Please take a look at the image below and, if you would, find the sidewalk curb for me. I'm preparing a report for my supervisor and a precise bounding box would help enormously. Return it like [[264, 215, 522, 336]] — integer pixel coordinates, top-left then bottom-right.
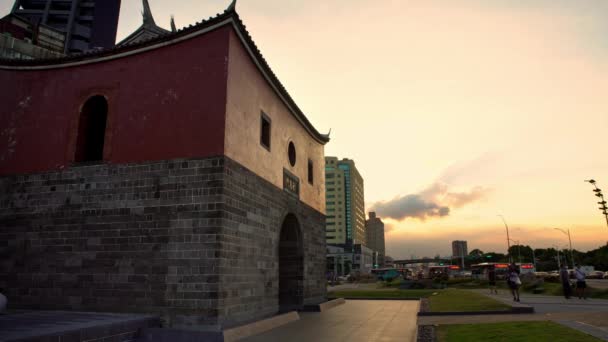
[[302, 298, 346, 312], [327, 297, 422, 301], [417, 306, 534, 316]]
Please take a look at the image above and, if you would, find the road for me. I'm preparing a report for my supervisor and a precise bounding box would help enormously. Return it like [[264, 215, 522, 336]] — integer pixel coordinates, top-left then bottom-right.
[[588, 279, 608, 289]]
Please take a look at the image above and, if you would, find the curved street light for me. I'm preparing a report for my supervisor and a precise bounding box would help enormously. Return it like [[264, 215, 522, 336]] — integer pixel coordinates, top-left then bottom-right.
[[498, 215, 512, 263], [584, 179, 608, 231]]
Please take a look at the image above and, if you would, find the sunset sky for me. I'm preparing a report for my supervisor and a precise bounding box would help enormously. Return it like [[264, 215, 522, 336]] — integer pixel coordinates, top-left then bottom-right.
[[2, 0, 607, 258]]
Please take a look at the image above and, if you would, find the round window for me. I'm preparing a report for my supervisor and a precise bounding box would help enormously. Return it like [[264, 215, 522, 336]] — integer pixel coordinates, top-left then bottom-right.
[[288, 142, 296, 166]]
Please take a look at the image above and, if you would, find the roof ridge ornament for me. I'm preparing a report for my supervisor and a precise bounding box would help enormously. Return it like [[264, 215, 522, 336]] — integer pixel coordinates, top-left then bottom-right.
[[170, 15, 177, 32], [226, 0, 237, 13], [142, 0, 157, 27]]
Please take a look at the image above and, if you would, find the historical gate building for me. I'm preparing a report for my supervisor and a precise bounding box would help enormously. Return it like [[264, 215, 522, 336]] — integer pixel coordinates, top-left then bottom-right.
[[0, 2, 328, 329]]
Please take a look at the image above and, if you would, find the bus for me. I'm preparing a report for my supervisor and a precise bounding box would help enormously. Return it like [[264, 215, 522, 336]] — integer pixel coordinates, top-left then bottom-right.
[[471, 263, 510, 280]]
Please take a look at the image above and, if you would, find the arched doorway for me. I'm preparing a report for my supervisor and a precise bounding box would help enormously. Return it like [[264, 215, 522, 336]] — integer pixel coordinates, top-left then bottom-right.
[[278, 213, 304, 312], [75, 95, 108, 162]]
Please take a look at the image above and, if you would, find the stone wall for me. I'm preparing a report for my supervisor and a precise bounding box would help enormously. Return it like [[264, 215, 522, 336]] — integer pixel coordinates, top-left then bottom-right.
[[0, 156, 326, 329], [218, 158, 326, 327]]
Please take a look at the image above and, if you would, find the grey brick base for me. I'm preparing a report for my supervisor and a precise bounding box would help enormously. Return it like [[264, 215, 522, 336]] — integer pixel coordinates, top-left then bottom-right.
[[0, 156, 326, 329]]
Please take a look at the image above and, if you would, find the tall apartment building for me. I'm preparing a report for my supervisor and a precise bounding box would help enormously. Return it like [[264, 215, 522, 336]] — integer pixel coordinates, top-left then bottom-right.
[[452, 240, 468, 258], [365, 212, 386, 266], [10, 0, 121, 53], [325, 157, 365, 248], [0, 13, 66, 59]]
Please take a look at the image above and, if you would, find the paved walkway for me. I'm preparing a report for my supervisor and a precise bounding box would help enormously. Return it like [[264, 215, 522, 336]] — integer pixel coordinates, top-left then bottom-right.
[[242, 300, 420, 342], [470, 289, 608, 314], [419, 289, 608, 341]]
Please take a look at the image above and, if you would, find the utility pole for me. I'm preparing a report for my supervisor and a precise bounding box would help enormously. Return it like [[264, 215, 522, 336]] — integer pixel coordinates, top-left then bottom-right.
[[461, 247, 465, 270], [555, 228, 574, 268]]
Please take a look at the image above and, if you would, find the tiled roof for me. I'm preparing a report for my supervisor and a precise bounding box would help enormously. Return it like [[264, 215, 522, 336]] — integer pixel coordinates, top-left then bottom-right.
[[0, 2, 330, 144]]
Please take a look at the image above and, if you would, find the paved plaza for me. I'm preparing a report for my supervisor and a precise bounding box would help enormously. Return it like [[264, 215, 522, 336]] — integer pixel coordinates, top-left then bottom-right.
[[242, 300, 420, 342]]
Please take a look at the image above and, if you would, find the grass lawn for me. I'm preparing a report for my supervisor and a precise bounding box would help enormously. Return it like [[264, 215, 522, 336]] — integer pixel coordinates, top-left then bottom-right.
[[521, 281, 608, 299], [327, 289, 437, 299], [429, 289, 510, 312], [437, 321, 601, 342]]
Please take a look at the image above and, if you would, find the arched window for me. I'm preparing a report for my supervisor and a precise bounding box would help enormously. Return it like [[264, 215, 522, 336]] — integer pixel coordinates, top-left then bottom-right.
[[75, 95, 108, 162]]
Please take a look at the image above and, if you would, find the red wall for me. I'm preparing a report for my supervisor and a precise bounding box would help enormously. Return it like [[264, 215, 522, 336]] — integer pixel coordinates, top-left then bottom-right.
[[0, 26, 231, 175]]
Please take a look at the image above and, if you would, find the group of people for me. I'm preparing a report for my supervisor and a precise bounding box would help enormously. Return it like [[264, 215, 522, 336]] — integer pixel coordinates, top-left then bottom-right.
[[487, 263, 588, 301], [560, 263, 588, 299], [487, 262, 522, 301]]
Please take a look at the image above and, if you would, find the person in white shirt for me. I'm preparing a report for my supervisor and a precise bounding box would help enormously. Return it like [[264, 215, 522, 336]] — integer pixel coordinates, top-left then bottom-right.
[[574, 264, 587, 300]]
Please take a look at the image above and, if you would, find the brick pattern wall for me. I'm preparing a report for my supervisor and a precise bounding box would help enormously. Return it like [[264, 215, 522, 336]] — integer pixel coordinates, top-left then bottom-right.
[[0, 156, 326, 329], [218, 158, 326, 327]]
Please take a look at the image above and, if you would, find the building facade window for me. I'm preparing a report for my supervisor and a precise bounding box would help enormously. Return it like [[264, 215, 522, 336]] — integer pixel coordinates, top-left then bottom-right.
[[308, 159, 314, 184], [288, 141, 296, 166], [260, 112, 271, 151]]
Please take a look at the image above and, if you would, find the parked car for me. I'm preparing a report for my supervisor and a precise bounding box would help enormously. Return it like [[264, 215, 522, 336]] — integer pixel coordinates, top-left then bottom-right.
[[604, 271, 608, 279], [588, 271, 605, 279]]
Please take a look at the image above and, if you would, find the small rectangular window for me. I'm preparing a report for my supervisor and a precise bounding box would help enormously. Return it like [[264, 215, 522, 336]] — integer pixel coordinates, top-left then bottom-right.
[[260, 112, 271, 151], [308, 159, 314, 184]]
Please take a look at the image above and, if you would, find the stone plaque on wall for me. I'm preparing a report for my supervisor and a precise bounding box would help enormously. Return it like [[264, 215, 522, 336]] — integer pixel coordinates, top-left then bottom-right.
[[283, 169, 299, 198]]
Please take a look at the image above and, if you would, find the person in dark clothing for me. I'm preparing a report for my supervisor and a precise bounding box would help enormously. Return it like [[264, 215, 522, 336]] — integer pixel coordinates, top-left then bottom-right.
[[559, 264, 572, 299], [488, 266, 498, 294], [507, 263, 521, 302]]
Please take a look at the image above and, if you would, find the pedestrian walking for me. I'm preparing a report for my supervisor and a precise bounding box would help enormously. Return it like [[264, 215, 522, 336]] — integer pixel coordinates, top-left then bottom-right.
[[488, 266, 498, 294], [507, 263, 521, 302], [0, 289, 6, 314], [574, 264, 587, 299], [559, 264, 571, 299]]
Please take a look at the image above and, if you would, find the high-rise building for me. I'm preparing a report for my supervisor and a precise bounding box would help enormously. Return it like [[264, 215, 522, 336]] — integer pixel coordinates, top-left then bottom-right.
[[10, 0, 121, 53], [365, 212, 385, 266], [452, 240, 468, 259], [0, 13, 66, 59], [325, 157, 365, 248]]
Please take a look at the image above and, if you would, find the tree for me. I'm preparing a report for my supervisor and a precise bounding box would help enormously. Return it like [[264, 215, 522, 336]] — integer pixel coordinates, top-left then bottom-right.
[[508, 245, 533, 263], [469, 249, 484, 257]]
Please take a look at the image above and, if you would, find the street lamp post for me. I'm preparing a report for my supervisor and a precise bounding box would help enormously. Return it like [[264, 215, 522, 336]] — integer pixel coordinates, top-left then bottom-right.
[[554, 228, 574, 269], [499, 215, 512, 263], [552, 245, 561, 270], [585, 180, 608, 231]]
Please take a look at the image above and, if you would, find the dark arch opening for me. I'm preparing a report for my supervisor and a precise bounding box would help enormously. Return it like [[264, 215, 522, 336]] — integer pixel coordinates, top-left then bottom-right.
[[75, 95, 108, 162], [278, 213, 304, 312]]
